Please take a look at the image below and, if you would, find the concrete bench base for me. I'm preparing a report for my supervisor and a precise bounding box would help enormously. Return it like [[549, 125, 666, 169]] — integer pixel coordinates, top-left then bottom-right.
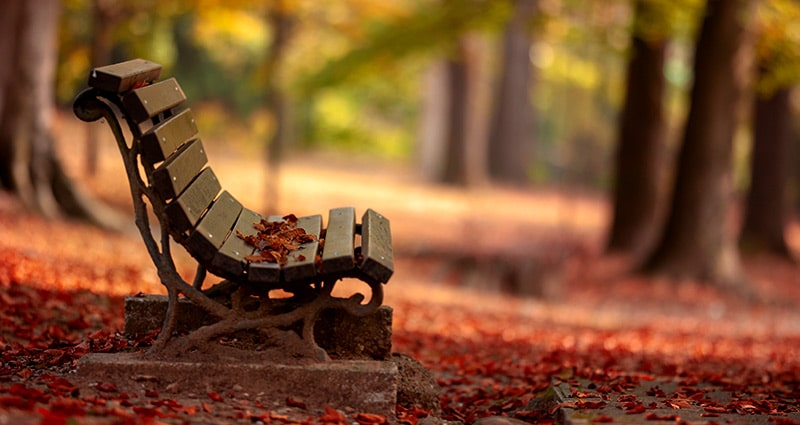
[[124, 294, 393, 360]]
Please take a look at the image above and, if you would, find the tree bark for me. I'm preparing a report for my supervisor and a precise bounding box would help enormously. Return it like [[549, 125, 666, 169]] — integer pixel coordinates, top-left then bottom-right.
[[85, 0, 119, 176], [417, 61, 450, 181], [263, 5, 294, 215], [606, 0, 668, 255], [441, 34, 490, 186], [643, 0, 756, 286], [739, 85, 793, 257], [0, 0, 112, 226], [488, 0, 536, 185]]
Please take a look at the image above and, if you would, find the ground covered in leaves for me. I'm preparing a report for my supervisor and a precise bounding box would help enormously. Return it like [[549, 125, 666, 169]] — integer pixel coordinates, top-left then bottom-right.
[[2, 117, 800, 424]]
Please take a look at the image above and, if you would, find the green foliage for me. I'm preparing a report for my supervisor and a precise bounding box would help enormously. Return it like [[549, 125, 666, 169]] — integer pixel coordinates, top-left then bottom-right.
[[297, 0, 513, 94], [632, 0, 703, 43], [755, 0, 800, 96]]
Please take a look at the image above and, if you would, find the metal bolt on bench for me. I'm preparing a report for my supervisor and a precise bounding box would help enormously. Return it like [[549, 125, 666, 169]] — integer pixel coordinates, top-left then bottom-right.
[[73, 59, 394, 358]]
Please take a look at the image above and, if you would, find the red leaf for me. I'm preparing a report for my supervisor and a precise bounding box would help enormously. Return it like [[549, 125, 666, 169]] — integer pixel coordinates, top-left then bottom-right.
[[0, 395, 35, 411], [49, 397, 86, 416], [95, 382, 117, 392], [625, 404, 647, 414], [593, 415, 615, 423], [355, 413, 387, 425], [207, 391, 223, 402], [287, 396, 307, 409], [645, 412, 681, 421], [36, 408, 68, 425], [319, 406, 346, 423], [46, 377, 77, 396]]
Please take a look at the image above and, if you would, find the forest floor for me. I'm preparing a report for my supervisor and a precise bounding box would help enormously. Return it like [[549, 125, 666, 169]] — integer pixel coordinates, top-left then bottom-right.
[[1, 113, 800, 423]]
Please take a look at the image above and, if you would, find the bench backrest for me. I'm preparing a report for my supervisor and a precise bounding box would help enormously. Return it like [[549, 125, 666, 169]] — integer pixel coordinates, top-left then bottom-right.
[[90, 60, 249, 270], [87, 59, 393, 288]]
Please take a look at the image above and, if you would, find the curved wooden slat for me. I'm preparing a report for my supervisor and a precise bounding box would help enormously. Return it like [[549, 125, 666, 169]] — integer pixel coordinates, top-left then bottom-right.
[[152, 138, 207, 201], [88, 59, 161, 93], [140, 109, 199, 165], [185, 191, 243, 263], [210, 208, 263, 279], [283, 215, 323, 283], [164, 167, 221, 238], [122, 78, 186, 123], [321, 207, 356, 274], [359, 209, 394, 284]]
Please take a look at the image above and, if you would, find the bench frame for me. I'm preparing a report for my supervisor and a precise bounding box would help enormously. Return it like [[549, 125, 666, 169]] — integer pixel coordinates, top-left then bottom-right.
[[73, 59, 392, 359]]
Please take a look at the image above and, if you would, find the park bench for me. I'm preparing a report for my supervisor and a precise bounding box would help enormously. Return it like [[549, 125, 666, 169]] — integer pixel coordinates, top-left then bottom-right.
[[73, 59, 393, 358]]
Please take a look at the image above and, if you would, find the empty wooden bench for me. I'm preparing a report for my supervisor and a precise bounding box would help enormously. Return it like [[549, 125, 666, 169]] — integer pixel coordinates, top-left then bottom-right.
[[73, 59, 393, 355]]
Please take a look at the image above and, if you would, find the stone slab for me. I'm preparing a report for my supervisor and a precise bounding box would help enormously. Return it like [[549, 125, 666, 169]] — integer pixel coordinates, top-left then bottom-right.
[[124, 295, 393, 360], [76, 352, 398, 416]]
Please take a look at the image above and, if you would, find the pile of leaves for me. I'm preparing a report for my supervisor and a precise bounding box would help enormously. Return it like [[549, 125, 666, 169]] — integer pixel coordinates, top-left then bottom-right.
[[237, 214, 318, 265]]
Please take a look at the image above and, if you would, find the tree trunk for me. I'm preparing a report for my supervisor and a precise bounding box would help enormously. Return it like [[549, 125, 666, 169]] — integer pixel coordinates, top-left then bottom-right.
[[440, 34, 490, 186], [488, 0, 535, 185], [85, 0, 118, 176], [643, 0, 756, 287], [0, 0, 111, 225], [263, 5, 294, 215], [739, 85, 793, 257], [417, 61, 450, 181], [606, 0, 668, 256]]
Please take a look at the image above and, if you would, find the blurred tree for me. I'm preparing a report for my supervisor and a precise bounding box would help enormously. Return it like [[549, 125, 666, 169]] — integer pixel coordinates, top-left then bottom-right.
[[606, 0, 668, 255], [84, 0, 123, 176], [740, 84, 793, 257], [440, 33, 491, 186], [643, 0, 757, 286], [0, 0, 106, 224], [263, 1, 295, 214], [739, 0, 800, 259], [418, 61, 449, 180], [488, 0, 536, 185]]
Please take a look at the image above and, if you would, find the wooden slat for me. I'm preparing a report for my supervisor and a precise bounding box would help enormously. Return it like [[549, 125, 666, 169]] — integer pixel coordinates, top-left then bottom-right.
[[321, 207, 356, 274], [358, 209, 394, 283], [140, 109, 199, 165], [122, 78, 186, 123], [152, 139, 207, 201], [88, 59, 162, 93], [247, 215, 282, 283], [210, 208, 263, 279], [248, 216, 289, 284], [283, 215, 323, 283], [248, 259, 281, 284], [184, 191, 243, 263], [164, 168, 221, 237]]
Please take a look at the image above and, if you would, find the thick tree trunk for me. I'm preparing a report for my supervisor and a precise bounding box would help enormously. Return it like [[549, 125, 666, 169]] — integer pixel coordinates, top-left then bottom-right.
[[263, 6, 294, 215], [0, 2, 21, 131], [488, 0, 535, 185], [0, 0, 113, 226], [740, 86, 793, 257], [606, 0, 668, 256], [441, 34, 490, 186], [643, 0, 756, 287], [85, 0, 118, 176], [417, 61, 450, 181]]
